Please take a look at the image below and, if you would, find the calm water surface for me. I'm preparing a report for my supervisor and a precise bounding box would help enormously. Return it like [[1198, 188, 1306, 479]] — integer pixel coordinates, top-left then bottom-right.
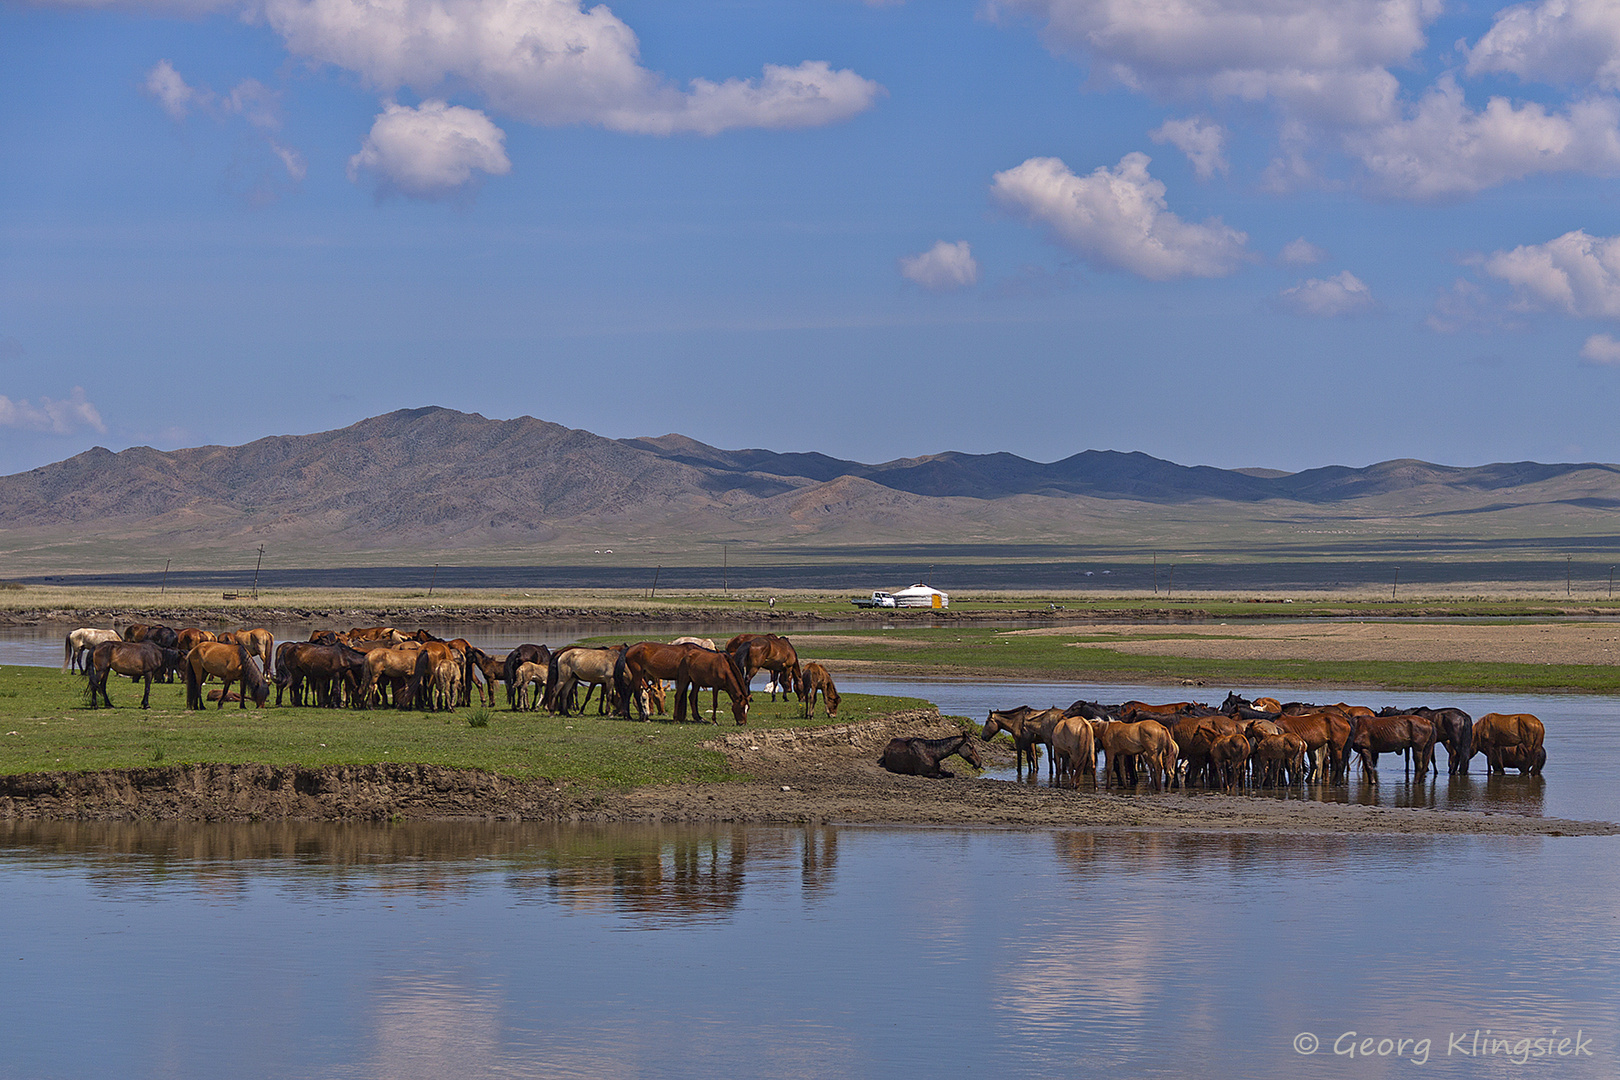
[[2, 821, 1617, 1080]]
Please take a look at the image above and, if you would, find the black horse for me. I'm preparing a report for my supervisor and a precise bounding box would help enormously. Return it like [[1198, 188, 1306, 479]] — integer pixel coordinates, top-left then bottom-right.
[[878, 733, 983, 778]]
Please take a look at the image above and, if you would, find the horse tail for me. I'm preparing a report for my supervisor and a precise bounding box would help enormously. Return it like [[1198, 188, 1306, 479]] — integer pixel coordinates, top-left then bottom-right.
[[503, 650, 520, 709], [183, 652, 200, 710], [546, 651, 565, 713], [612, 649, 634, 719]]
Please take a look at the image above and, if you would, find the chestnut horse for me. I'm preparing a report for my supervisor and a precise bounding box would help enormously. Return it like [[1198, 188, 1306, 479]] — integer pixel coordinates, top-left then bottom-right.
[[616, 642, 710, 720], [728, 634, 803, 701], [798, 661, 840, 718], [184, 640, 270, 710], [673, 648, 750, 725]]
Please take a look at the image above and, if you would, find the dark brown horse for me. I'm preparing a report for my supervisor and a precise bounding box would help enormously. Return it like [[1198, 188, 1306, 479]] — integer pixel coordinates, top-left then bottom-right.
[[87, 641, 182, 709], [1345, 714, 1436, 782], [728, 634, 803, 700], [878, 733, 983, 778], [672, 648, 750, 725], [184, 641, 270, 710]]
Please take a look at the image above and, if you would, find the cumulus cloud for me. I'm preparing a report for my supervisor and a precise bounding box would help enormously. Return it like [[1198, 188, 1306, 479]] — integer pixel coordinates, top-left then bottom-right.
[[1483, 229, 1620, 317], [1150, 116, 1228, 178], [1279, 237, 1326, 265], [1277, 270, 1375, 316], [262, 0, 882, 135], [348, 100, 511, 198], [0, 387, 107, 436], [1581, 332, 1620, 364], [899, 240, 979, 290], [990, 152, 1249, 280], [995, 0, 1435, 126], [1347, 77, 1620, 198], [1468, 0, 1620, 91]]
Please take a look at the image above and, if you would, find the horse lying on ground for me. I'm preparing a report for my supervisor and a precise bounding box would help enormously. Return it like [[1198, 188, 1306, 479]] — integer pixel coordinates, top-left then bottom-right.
[[878, 733, 983, 778]]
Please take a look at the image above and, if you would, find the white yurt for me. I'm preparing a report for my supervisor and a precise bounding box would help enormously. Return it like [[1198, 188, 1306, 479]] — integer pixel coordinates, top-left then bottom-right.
[[889, 583, 949, 609]]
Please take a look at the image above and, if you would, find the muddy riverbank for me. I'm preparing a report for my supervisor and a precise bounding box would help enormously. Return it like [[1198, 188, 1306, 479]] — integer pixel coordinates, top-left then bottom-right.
[[2, 711, 1609, 835]]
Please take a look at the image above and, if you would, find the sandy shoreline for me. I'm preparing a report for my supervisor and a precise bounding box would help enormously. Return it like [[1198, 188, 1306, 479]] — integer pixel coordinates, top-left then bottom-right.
[[1, 712, 1609, 836]]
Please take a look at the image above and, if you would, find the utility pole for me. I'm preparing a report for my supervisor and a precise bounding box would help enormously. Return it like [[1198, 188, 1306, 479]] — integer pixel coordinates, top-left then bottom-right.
[[428, 563, 439, 597], [251, 545, 265, 600], [723, 544, 728, 596], [1609, 565, 1615, 599], [1167, 565, 1173, 599], [1567, 556, 1573, 597], [650, 564, 661, 600], [1153, 552, 1158, 594], [1392, 566, 1399, 601], [160, 559, 170, 595]]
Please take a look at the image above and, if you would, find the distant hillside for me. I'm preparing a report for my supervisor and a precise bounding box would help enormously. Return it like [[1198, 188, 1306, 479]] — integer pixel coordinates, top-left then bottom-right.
[[4, 406, 1620, 572]]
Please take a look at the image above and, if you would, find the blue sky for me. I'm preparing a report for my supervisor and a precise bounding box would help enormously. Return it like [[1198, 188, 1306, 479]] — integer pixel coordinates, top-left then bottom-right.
[[5, 0, 1620, 476]]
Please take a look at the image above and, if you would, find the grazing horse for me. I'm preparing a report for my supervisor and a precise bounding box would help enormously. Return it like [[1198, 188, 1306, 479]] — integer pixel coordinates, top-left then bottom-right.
[[184, 641, 270, 710], [672, 648, 750, 725], [87, 641, 182, 709], [64, 627, 120, 674], [503, 645, 551, 709], [729, 634, 803, 701], [1472, 713, 1546, 775], [878, 733, 983, 778], [798, 661, 840, 718]]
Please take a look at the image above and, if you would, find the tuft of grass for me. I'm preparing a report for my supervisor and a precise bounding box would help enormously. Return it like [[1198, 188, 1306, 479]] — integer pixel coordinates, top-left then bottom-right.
[[466, 706, 491, 728]]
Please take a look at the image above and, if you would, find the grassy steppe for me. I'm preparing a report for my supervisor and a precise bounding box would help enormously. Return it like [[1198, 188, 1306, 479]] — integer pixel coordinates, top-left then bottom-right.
[[780, 627, 1620, 695], [0, 665, 930, 785]]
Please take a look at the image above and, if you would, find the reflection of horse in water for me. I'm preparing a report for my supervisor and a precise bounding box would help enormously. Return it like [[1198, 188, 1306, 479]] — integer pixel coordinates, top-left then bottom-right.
[[878, 733, 982, 778]]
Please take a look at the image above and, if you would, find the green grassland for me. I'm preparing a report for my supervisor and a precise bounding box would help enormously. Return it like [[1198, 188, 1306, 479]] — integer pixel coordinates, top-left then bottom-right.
[[778, 626, 1620, 696], [0, 665, 932, 785]]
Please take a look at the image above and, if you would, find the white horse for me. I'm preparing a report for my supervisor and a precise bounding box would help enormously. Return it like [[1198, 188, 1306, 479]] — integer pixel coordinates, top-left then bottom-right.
[[64, 627, 121, 674]]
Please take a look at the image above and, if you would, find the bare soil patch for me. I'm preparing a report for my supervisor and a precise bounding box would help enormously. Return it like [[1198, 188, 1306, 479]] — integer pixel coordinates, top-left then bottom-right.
[[2, 711, 1608, 836], [1008, 621, 1620, 666]]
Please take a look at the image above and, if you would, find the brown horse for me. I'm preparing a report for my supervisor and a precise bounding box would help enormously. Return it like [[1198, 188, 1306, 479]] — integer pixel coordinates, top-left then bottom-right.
[[672, 648, 750, 725], [87, 640, 182, 708], [798, 661, 840, 718], [617, 642, 708, 720], [982, 707, 1048, 773], [1345, 714, 1436, 782], [1096, 720, 1177, 791], [728, 634, 803, 700], [184, 641, 270, 710], [1472, 713, 1546, 774], [360, 647, 430, 709], [1050, 716, 1096, 787], [878, 733, 983, 778]]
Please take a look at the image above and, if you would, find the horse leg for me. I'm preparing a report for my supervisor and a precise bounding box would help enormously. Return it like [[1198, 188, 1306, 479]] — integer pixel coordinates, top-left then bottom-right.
[[140, 673, 153, 709]]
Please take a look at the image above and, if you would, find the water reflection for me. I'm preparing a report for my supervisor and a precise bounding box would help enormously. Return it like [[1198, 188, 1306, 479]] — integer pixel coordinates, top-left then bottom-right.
[[2, 822, 1616, 1080]]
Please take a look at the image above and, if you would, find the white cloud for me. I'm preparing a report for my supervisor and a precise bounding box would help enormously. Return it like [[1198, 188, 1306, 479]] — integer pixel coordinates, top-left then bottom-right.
[[990, 152, 1249, 280], [1149, 116, 1228, 179], [1483, 230, 1620, 317], [899, 240, 979, 290], [145, 59, 195, 120], [1581, 332, 1620, 364], [348, 100, 511, 198], [1468, 0, 1620, 91], [1279, 237, 1326, 265], [1277, 270, 1375, 316], [0, 387, 107, 436], [1346, 77, 1620, 198], [262, 0, 882, 135], [995, 0, 1437, 126]]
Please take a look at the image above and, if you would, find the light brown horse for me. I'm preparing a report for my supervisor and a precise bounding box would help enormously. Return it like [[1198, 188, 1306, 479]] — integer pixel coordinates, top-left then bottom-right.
[[220, 628, 276, 676], [360, 647, 429, 709], [1050, 716, 1096, 787], [513, 661, 548, 710], [673, 649, 750, 725], [184, 641, 270, 710], [1096, 720, 1177, 791], [798, 661, 840, 718]]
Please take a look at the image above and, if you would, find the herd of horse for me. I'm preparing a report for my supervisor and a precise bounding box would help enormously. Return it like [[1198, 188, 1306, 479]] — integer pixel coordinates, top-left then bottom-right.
[[967, 691, 1546, 791], [66, 623, 841, 725], [64, 623, 1548, 794]]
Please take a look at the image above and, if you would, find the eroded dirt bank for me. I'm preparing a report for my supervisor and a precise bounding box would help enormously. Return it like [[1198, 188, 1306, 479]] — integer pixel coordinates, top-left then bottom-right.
[[0, 712, 1610, 836]]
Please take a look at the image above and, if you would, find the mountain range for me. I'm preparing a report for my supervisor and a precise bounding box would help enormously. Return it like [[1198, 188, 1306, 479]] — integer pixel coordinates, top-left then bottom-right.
[[3, 407, 1619, 571]]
